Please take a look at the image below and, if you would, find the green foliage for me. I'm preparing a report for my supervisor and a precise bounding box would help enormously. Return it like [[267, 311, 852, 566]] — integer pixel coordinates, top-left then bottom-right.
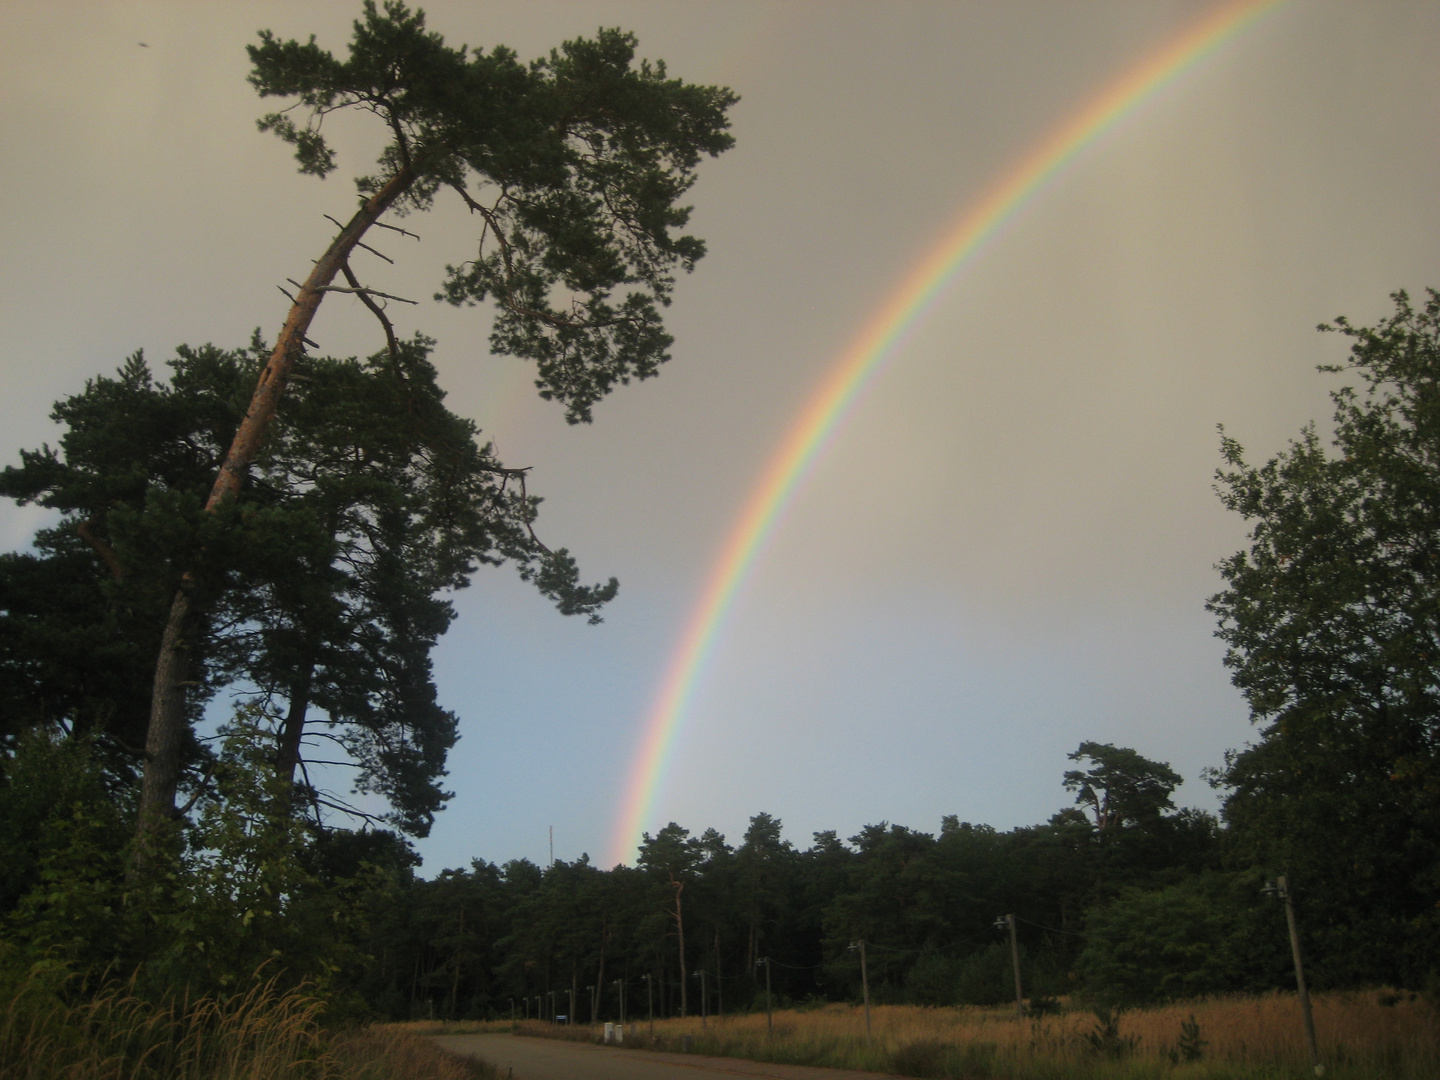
[[1, 338, 619, 835], [1082, 1005, 1138, 1059], [1064, 742, 1183, 833], [7, 800, 130, 970], [1166, 1014, 1206, 1063], [0, 346, 257, 765], [953, 943, 1025, 1007], [0, 730, 130, 917], [6, 0, 734, 853], [1077, 877, 1248, 1005], [1210, 288, 1440, 985], [248, 0, 736, 424], [1, 709, 413, 1005], [905, 951, 965, 1007], [147, 709, 357, 993], [824, 823, 947, 978]]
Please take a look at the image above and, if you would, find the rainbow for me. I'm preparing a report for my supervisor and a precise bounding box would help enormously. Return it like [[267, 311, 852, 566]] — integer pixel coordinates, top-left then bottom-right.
[[607, 0, 1287, 866]]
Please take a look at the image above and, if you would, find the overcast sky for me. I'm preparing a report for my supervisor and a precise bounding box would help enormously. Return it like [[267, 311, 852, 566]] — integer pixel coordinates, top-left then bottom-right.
[[3, 1, 1438, 872]]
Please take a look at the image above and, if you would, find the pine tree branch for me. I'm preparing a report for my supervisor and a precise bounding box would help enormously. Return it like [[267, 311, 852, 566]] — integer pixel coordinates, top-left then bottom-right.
[[76, 519, 125, 581]]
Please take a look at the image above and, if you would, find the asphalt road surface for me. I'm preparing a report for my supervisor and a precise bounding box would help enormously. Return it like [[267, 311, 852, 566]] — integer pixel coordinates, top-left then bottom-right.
[[433, 1034, 906, 1080]]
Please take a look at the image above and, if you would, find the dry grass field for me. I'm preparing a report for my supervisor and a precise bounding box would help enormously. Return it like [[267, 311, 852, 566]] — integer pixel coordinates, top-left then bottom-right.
[[0, 973, 497, 1080], [513, 991, 1438, 1079]]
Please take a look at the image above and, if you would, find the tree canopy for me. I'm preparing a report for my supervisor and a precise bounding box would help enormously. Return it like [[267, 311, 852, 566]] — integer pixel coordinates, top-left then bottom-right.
[[1, 337, 613, 835], [250, 0, 737, 423], [1063, 741, 1182, 833], [131, 0, 737, 838], [1210, 288, 1440, 984]]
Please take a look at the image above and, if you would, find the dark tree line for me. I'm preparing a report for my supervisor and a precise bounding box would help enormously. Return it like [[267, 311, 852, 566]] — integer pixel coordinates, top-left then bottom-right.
[[345, 745, 1279, 1020]]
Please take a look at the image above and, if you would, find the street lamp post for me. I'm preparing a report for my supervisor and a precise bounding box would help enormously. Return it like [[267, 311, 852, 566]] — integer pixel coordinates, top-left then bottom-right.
[[994, 914, 1024, 1018], [756, 958, 772, 1036], [847, 941, 871, 1043], [641, 973, 654, 1039], [1264, 877, 1322, 1076], [693, 969, 708, 1029]]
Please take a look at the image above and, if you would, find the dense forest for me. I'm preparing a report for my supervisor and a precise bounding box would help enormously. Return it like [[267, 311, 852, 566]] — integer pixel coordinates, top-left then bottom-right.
[[2, 5, 1439, 1065]]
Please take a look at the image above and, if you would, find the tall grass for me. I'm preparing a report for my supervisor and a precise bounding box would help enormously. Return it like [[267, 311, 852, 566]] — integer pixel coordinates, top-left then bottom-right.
[[530, 992, 1438, 1079], [0, 968, 493, 1080]]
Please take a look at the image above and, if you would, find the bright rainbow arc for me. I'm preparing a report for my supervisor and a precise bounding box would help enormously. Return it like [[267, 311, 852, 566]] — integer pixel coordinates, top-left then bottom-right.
[[607, 0, 1287, 867]]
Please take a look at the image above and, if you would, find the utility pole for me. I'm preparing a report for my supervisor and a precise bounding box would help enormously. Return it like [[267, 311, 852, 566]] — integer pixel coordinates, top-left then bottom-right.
[[848, 940, 871, 1044], [587, 985, 595, 1026], [642, 973, 654, 1039], [757, 958, 772, 1036], [613, 978, 626, 1026], [994, 914, 1024, 1018], [567, 987, 574, 1025], [1265, 877, 1322, 1076]]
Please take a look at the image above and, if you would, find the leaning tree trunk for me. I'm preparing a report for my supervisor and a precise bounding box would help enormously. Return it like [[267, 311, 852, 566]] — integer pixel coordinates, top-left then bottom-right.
[[135, 165, 417, 846]]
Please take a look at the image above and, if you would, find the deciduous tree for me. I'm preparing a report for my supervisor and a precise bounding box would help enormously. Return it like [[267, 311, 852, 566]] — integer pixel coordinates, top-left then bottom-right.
[[1209, 289, 1440, 984]]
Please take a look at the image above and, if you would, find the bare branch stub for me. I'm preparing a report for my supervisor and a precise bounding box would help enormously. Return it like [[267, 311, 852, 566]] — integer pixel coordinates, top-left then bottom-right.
[[326, 213, 395, 263], [314, 285, 418, 304], [354, 239, 395, 264], [289, 272, 416, 305], [372, 219, 420, 241], [341, 258, 401, 362]]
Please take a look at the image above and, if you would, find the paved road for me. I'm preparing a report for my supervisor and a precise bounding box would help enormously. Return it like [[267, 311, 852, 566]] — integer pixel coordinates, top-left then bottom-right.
[[433, 1034, 905, 1080]]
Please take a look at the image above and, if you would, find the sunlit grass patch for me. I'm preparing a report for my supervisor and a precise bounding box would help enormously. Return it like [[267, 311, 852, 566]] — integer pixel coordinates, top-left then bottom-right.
[[522, 991, 1438, 1079]]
